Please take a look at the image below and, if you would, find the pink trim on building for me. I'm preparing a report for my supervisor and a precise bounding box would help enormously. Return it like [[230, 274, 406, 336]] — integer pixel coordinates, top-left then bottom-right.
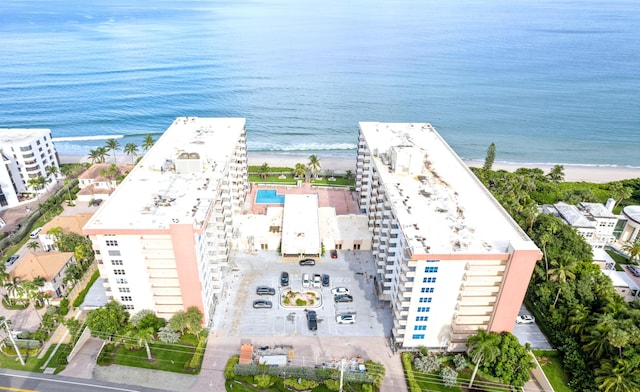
[[170, 223, 205, 318]]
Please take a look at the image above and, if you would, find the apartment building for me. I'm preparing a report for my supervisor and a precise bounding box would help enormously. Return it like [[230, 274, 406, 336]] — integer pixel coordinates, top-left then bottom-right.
[[83, 117, 248, 325], [541, 201, 618, 250], [355, 122, 541, 351], [0, 129, 60, 208]]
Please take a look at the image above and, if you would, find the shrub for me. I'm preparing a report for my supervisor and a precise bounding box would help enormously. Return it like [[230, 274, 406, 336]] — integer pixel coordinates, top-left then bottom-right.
[[361, 384, 373, 392], [225, 356, 239, 379], [414, 354, 440, 373], [453, 353, 467, 371], [73, 270, 100, 307], [401, 352, 420, 392], [59, 298, 69, 316], [325, 379, 340, 391], [441, 367, 458, 387], [296, 299, 306, 306], [97, 343, 117, 366], [284, 378, 318, 390], [187, 336, 206, 371], [254, 374, 273, 389]]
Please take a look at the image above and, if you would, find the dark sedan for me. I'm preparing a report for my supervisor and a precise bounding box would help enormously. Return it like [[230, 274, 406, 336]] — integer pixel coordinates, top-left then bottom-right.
[[299, 258, 316, 266], [306, 310, 318, 331], [334, 294, 354, 303], [253, 300, 273, 309]]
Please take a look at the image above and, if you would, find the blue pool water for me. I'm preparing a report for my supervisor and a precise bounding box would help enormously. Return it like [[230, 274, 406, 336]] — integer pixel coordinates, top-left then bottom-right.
[[256, 190, 285, 205]]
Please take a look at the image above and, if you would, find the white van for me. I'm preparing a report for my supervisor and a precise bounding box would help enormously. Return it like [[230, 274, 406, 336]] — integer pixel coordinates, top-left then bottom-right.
[[302, 273, 310, 288], [29, 227, 43, 239]]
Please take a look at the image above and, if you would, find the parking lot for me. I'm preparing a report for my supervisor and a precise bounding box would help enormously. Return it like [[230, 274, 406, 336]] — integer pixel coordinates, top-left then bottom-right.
[[212, 249, 393, 338]]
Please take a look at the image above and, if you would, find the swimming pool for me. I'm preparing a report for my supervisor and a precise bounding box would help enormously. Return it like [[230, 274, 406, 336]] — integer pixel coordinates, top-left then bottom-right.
[[255, 190, 285, 204]]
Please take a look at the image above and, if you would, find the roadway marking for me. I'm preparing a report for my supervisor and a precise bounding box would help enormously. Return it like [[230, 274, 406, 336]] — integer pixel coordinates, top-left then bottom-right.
[[0, 387, 37, 392], [1, 373, 142, 392]]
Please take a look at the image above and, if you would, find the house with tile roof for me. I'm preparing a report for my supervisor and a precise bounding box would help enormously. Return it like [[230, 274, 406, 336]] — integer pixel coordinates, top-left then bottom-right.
[[10, 252, 75, 298], [39, 213, 93, 251]]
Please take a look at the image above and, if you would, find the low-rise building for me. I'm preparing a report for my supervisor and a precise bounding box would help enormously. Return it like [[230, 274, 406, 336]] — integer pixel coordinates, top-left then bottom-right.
[[619, 205, 640, 244], [39, 213, 93, 251], [10, 252, 75, 298], [541, 201, 618, 250], [76, 163, 131, 203]]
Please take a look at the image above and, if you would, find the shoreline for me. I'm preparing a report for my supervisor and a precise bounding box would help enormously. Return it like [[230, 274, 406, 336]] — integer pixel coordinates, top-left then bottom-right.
[[59, 153, 640, 184]]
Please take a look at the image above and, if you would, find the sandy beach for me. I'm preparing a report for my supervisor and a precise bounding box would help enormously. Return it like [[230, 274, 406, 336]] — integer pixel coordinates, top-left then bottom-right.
[[60, 153, 640, 184]]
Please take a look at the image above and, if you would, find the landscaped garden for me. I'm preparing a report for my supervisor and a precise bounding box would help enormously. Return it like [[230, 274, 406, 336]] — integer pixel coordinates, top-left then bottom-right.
[[281, 290, 321, 307], [248, 155, 355, 188]]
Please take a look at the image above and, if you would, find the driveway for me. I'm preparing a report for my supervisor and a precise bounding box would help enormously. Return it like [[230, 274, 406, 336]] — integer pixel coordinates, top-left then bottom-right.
[[512, 305, 553, 350]]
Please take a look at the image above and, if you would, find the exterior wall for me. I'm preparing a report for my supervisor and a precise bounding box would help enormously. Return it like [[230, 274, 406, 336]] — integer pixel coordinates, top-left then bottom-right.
[[170, 223, 204, 319]]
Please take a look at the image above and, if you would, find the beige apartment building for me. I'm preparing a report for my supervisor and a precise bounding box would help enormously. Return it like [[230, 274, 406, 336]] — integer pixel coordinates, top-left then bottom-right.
[[355, 122, 542, 350], [83, 117, 248, 325]]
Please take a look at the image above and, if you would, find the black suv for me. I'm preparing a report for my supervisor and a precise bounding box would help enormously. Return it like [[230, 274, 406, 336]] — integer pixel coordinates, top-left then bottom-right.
[[306, 310, 318, 331], [280, 272, 289, 287], [256, 286, 276, 295], [322, 274, 330, 287]]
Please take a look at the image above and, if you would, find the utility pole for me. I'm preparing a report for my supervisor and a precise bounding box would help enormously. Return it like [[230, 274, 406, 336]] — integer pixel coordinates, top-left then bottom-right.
[[339, 358, 345, 392], [1, 318, 25, 366]]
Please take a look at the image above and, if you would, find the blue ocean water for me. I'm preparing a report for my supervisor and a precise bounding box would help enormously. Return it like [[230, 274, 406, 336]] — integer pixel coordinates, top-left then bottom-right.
[[0, 0, 638, 167]]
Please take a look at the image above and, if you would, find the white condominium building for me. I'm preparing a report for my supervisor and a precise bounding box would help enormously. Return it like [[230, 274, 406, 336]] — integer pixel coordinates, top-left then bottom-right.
[[83, 117, 248, 325], [356, 122, 542, 351], [0, 129, 60, 208]]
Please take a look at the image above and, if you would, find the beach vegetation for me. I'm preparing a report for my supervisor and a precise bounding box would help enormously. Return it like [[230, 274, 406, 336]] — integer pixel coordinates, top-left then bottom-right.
[[123, 142, 139, 164], [483, 142, 495, 171], [258, 162, 270, 179], [88, 146, 109, 164], [307, 154, 321, 179], [142, 134, 155, 151], [547, 164, 565, 182], [105, 139, 121, 164]]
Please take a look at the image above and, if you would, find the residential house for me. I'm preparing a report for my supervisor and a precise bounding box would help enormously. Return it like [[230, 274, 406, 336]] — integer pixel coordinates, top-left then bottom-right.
[[39, 213, 93, 251], [10, 252, 75, 298]]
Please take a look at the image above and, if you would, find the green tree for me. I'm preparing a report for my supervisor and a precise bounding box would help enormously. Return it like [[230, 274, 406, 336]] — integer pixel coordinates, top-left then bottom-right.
[[258, 162, 270, 180], [547, 164, 565, 182], [483, 143, 496, 171], [45, 165, 59, 184], [622, 241, 640, 264], [142, 134, 155, 152], [595, 358, 640, 392], [185, 306, 204, 336], [105, 139, 121, 164], [294, 163, 307, 180], [466, 329, 501, 388], [123, 142, 139, 164], [4, 276, 24, 305], [169, 311, 188, 334], [548, 259, 576, 307], [88, 147, 109, 164], [307, 155, 321, 179], [345, 169, 354, 181], [135, 327, 155, 360], [27, 241, 40, 251], [85, 301, 129, 340], [27, 175, 46, 192], [609, 182, 633, 210]]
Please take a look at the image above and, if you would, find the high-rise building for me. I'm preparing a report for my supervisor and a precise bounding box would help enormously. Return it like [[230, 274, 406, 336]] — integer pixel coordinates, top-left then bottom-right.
[[355, 122, 541, 350], [0, 129, 60, 208], [83, 117, 248, 325]]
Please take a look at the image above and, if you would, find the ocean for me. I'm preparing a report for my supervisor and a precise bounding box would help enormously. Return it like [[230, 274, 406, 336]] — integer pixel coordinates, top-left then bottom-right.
[[0, 0, 638, 167]]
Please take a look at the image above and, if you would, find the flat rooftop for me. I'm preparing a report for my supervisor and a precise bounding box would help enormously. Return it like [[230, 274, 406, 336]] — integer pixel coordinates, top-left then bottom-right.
[[359, 122, 531, 255], [84, 117, 245, 232], [0, 129, 52, 144]]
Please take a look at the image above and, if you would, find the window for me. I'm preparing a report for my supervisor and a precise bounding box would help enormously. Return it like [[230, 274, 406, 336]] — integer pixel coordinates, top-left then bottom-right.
[[419, 297, 432, 303], [116, 278, 128, 284], [94, 250, 101, 255], [121, 296, 132, 301], [123, 305, 134, 310], [108, 250, 121, 256], [106, 240, 118, 246], [414, 325, 427, 331], [424, 266, 438, 273], [118, 287, 130, 293], [114, 269, 126, 275], [421, 287, 434, 293], [426, 259, 439, 263], [336, 243, 342, 250], [111, 260, 123, 266], [423, 277, 437, 283], [416, 316, 429, 322], [412, 334, 425, 340], [260, 243, 268, 250], [353, 244, 361, 250], [417, 307, 431, 312]]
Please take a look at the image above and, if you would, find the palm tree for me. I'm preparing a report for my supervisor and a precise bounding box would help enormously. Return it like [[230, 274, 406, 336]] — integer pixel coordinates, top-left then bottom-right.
[[547, 164, 565, 182], [622, 240, 640, 264], [307, 155, 321, 179], [583, 320, 614, 360], [27, 175, 46, 192], [142, 134, 155, 152], [45, 165, 59, 185], [124, 143, 139, 164], [548, 259, 576, 307], [4, 276, 23, 305], [466, 329, 501, 388], [609, 182, 632, 210], [27, 241, 40, 252], [294, 163, 307, 179], [259, 162, 270, 180], [595, 358, 640, 392], [88, 147, 109, 164], [345, 170, 354, 181], [105, 139, 121, 164], [135, 327, 155, 360]]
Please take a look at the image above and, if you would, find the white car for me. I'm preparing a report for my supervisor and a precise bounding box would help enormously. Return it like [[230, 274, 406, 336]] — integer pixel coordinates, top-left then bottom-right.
[[312, 274, 322, 288], [516, 315, 535, 324], [336, 313, 356, 324], [331, 287, 350, 296]]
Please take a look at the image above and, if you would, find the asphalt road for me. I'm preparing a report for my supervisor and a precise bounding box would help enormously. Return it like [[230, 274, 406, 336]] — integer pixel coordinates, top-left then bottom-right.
[[0, 370, 170, 392]]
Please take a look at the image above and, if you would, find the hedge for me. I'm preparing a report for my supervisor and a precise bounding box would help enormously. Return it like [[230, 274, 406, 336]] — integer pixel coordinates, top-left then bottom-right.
[[73, 270, 100, 308], [402, 352, 421, 392], [186, 336, 206, 371]]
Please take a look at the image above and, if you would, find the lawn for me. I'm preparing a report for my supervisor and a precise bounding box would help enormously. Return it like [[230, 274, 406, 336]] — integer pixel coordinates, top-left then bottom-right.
[[534, 351, 572, 392], [0, 344, 53, 372], [606, 248, 630, 266], [114, 339, 201, 374]]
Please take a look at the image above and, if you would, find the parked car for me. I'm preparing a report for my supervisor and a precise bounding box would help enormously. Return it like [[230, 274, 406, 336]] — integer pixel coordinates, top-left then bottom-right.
[[336, 313, 356, 324], [29, 227, 42, 239], [322, 274, 330, 287], [253, 300, 273, 309], [330, 249, 338, 259], [299, 258, 316, 266], [306, 310, 318, 331], [5, 255, 19, 267], [280, 271, 289, 287], [302, 273, 310, 288], [331, 287, 350, 296], [627, 265, 640, 277], [312, 274, 322, 288], [256, 286, 276, 295], [516, 314, 535, 324], [334, 294, 354, 303]]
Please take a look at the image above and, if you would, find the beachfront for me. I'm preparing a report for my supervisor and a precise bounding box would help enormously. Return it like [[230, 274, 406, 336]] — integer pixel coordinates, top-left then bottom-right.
[[60, 153, 640, 184]]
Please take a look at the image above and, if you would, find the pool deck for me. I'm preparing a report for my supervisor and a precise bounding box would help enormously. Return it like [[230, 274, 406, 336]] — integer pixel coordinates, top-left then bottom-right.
[[247, 183, 360, 216]]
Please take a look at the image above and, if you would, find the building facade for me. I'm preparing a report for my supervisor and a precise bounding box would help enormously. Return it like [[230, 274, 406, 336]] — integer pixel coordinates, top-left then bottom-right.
[[0, 129, 60, 208], [355, 122, 541, 351], [541, 201, 618, 250], [83, 117, 248, 325]]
